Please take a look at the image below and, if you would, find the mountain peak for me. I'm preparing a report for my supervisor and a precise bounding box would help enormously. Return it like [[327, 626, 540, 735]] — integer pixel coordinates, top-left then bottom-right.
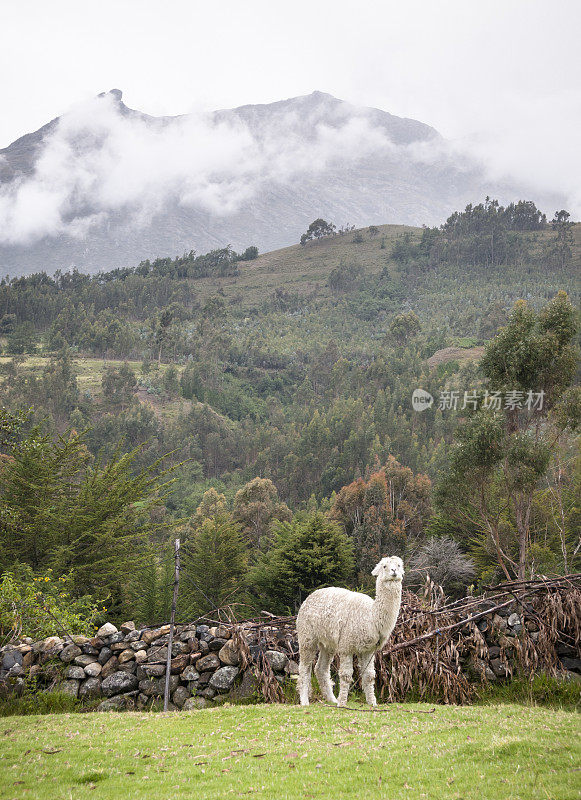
[[98, 89, 123, 102], [290, 90, 341, 106], [307, 90, 336, 99]]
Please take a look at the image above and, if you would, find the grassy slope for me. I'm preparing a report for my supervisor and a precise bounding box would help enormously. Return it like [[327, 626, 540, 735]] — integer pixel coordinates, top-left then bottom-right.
[[1, 703, 579, 800], [0, 357, 143, 397], [192, 221, 581, 308], [194, 224, 412, 309]]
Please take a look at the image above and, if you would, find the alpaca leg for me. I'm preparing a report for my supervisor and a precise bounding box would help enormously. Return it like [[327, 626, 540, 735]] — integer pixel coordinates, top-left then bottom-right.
[[337, 654, 353, 708], [314, 647, 337, 704], [361, 652, 377, 707], [298, 643, 317, 706]]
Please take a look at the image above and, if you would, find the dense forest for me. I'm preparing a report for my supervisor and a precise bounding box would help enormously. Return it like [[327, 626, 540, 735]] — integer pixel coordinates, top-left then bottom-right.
[[0, 199, 579, 634]]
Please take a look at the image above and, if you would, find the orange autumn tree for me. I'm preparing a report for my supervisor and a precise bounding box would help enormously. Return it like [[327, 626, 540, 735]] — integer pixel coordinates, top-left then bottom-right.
[[330, 456, 431, 583]]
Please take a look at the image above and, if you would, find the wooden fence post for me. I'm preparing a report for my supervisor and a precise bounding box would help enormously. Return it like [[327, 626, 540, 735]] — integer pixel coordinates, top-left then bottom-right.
[[163, 538, 180, 712]]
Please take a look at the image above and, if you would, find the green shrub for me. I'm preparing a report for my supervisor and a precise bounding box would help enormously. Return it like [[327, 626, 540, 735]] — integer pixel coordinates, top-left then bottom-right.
[[455, 336, 479, 348], [0, 564, 103, 641]]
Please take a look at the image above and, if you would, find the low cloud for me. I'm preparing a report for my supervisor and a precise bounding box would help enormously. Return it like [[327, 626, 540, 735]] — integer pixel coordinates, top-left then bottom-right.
[[0, 93, 403, 246], [1, 91, 573, 249]]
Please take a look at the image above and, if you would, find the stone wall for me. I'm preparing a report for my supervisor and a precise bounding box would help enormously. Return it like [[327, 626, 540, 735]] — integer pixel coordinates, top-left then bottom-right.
[[0, 621, 297, 711], [1, 598, 579, 710]]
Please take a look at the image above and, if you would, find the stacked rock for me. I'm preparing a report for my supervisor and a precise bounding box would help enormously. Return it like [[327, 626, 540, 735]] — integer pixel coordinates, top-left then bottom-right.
[[0, 621, 299, 711]]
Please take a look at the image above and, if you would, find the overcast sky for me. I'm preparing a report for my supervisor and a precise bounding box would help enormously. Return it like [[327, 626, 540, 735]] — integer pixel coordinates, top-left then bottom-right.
[[2, 0, 580, 210]]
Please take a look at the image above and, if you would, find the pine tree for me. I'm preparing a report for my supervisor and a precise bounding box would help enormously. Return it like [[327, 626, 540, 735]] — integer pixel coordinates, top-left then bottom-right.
[[0, 422, 172, 617], [180, 512, 248, 617], [250, 512, 354, 613]]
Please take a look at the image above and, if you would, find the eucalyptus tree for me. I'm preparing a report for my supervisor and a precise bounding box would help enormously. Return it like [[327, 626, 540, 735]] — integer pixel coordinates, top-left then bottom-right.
[[438, 292, 579, 580]]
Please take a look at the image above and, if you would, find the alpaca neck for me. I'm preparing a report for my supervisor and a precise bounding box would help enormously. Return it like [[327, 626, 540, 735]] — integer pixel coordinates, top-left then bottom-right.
[[372, 580, 402, 641]]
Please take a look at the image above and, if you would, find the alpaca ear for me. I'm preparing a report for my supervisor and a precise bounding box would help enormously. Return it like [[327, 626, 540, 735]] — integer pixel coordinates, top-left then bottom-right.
[[371, 561, 383, 577]]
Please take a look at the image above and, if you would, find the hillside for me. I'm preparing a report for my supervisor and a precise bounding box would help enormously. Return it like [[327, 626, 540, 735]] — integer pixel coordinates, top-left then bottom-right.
[[0, 198, 579, 616], [192, 223, 411, 308], [1, 205, 577, 444], [3, 215, 578, 355], [186, 219, 581, 305], [0, 90, 562, 277], [185, 218, 580, 358]]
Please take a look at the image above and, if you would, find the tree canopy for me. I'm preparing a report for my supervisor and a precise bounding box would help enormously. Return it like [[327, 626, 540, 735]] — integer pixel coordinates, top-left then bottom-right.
[[300, 218, 336, 245], [437, 292, 579, 580]]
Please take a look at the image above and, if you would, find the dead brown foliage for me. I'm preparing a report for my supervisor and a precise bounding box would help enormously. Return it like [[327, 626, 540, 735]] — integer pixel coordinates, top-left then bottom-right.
[[181, 576, 581, 705]]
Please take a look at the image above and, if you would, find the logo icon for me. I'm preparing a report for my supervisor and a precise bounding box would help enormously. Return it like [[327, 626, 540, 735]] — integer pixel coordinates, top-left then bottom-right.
[[412, 389, 434, 412]]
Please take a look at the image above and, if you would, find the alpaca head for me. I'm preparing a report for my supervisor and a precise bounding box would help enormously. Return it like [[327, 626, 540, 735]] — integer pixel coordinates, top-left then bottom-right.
[[371, 555, 404, 583]]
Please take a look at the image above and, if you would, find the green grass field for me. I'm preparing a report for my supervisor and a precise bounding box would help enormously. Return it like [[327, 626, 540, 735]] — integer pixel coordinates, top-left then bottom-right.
[[0, 356, 143, 397], [1, 703, 579, 800], [0, 356, 193, 422]]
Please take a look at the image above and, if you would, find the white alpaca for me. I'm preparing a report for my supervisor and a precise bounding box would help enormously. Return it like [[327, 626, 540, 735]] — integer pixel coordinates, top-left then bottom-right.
[[296, 556, 404, 707]]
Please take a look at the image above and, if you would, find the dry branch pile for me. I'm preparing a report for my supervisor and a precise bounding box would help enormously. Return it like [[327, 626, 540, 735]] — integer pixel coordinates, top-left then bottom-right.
[[374, 575, 581, 703], [230, 575, 581, 705]]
